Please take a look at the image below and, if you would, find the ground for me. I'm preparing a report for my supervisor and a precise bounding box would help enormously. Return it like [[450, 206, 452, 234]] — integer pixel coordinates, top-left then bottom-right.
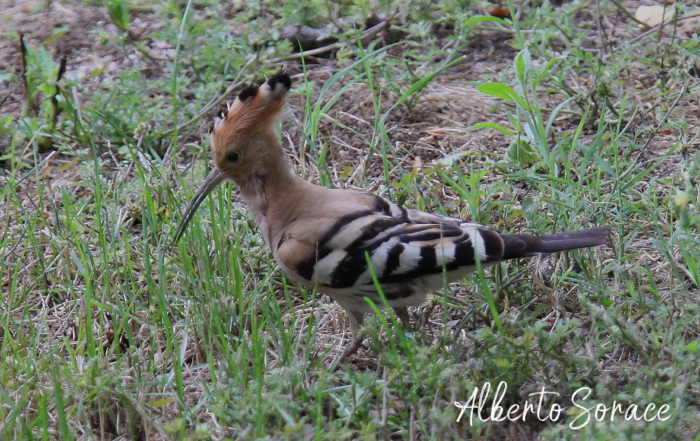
[[1, 0, 700, 440]]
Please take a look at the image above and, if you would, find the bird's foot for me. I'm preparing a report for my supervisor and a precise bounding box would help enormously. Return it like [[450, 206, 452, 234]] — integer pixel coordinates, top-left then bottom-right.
[[330, 338, 365, 371]]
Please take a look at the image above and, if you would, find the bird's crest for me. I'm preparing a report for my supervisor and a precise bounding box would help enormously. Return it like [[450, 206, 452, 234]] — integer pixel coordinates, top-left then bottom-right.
[[211, 72, 291, 148]]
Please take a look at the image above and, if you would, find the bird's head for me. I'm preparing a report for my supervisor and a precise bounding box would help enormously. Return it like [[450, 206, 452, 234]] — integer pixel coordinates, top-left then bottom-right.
[[210, 71, 291, 179], [172, 72, 292, 244]]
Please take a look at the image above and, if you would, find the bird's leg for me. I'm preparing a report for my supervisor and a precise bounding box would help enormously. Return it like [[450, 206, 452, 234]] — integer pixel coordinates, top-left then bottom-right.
[[419, 302, 438, 330], [393, 306, 412, 331], [331, 310, 365, 370]]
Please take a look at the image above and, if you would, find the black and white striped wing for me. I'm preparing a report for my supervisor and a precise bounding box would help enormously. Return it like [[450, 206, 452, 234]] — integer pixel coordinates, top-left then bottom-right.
[[294, 198, 505, 290]]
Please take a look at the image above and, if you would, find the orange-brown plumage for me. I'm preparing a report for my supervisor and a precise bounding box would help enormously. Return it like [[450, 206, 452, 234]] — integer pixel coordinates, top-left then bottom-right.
[[210, 73, 291, 178], [212, 86, 285, 152]]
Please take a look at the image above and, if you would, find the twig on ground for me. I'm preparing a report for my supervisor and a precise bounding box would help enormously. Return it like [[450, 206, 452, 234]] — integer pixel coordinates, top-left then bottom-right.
[[615, 13, 700, 52], [619, 105, 639, 137], [127, 32, 168, 61], [608, 0, 649, 28], [0, 83, 18, 109], [595, 0, 607, 60], [634, 84, 687, 161], [44, 53, 67, 149], [270, 13, 400, 63], [126, 3, 157, 13], [19, 34, 31, 117]]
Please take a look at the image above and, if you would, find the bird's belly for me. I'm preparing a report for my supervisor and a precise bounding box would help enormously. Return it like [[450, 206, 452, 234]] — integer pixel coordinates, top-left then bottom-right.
[[320, 267, 478, 312], [277, 257, 481, 312]]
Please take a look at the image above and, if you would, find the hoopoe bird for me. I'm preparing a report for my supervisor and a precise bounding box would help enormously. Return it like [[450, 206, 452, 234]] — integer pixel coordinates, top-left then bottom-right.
[[173, 72, 611, 363]]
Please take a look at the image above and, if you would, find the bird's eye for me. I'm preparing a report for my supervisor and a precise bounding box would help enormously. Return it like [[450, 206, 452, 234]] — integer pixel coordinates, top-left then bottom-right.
[[227, 151, 240, 163]]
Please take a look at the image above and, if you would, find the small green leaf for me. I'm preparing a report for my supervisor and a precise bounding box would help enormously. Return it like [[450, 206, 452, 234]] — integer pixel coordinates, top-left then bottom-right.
[[164, 417, 186, 433], [507, 209, 525, 221], [514, 49, 530, 84], [107, 0, 130, 31], [477, 82, 529, 110], [0, 71, 13, 84], [148, 398, 173, 408], [338, 166, 353, 179], [468, 169, 489, 188], [89, 64, 108, 78], [521, 197, 536, 214], [470, 122, 514, 136], [44, 24, 69, 44], [507, 139, 539, 166], [477, 82, 517, 102], [601, 298, 614, 307], [685, 340, 699, 353], [463, 15, 511, 27], [494, 358, 514, 368]]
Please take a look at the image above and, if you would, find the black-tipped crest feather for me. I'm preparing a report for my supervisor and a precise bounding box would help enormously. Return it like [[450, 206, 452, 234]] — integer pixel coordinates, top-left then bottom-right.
[[267, 71, 291, 91], [238, 84, 259, 101]]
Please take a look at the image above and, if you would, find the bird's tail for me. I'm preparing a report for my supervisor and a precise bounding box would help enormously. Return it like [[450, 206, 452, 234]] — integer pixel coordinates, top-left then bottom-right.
[[499, 226, 611, 260]]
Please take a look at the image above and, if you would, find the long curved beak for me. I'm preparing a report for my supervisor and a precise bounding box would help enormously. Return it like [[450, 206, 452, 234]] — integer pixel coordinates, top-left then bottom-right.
[[171, 168, 226, 245]]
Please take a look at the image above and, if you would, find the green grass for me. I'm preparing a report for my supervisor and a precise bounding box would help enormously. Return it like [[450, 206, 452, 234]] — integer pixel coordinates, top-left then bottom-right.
[[1, 0, 700, 439]]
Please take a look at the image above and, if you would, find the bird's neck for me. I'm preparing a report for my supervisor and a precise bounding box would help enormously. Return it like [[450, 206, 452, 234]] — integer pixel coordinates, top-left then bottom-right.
[[235, 144, 310, 247]]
